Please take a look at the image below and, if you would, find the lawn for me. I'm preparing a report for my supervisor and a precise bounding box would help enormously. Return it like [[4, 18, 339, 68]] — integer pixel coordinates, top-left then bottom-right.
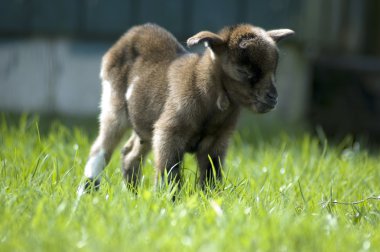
[[1, 114, 379, 251]]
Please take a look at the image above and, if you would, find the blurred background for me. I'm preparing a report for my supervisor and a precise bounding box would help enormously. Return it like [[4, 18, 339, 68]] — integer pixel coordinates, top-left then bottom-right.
[[0, 0, 380, 141]]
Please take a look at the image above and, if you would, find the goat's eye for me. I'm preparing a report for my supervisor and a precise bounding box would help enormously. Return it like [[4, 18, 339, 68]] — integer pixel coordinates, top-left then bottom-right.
[[237, 68, 249, 76], [237, 66, 262, 84], [248, 66, 262, 84], [248, 74, 258, 84]]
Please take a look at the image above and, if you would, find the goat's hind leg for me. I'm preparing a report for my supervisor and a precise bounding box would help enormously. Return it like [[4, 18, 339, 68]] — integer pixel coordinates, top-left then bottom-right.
[[78, 79, 128, 195], [121, 131, 150, 190]]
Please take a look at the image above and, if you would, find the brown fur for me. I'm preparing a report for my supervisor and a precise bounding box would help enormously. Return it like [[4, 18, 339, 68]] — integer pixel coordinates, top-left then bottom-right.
[[79, 23, 294, 192]]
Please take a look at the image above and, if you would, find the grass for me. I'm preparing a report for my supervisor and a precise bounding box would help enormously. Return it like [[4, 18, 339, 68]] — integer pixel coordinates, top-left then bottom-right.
[[1, 114, 380, 251]]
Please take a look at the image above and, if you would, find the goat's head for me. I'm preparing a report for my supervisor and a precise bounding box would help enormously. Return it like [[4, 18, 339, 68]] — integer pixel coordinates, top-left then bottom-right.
[[187, 24, 294, 113]]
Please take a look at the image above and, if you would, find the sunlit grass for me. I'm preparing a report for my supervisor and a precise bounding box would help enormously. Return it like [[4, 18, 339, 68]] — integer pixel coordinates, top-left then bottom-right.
[[1, 114, 379, 251]]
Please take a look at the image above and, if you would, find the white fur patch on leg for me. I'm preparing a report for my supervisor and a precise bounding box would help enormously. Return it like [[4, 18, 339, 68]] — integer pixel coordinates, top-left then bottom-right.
[[84, 149, 106, 179], [126, 83, 134, 101], [100, 80, 112, 113], [125, 76, 139, 101]]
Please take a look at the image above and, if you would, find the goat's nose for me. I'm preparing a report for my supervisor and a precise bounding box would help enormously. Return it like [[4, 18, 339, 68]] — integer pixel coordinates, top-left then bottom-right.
[[266, 92, 277, 99], [265, 92, 278, 108], [266, 92, 278, 102]]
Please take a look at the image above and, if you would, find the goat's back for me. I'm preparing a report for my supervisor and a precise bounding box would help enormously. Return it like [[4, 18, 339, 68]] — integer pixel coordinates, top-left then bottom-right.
[[102, 23, 186, 80], [128, 23, 187, 61]]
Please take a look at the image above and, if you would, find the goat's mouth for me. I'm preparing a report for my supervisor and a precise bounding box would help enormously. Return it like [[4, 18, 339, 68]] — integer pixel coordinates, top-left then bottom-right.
[[250, 98, 277, 113]]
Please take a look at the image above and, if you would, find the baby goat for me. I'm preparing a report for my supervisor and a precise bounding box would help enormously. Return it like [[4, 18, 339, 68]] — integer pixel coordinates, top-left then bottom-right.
[[78, 23, 294, 193]]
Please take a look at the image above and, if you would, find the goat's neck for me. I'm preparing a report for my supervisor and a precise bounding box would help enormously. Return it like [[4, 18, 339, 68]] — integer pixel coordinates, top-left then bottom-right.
[[195, 48, 223, 96], [195, 49, 237, 113]]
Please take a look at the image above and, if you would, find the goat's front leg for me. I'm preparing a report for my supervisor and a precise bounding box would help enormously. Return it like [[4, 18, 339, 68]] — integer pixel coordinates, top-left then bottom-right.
[[196, 152, 225, 190], [196, 136, 229, 190], [152, 128, 185, 191]]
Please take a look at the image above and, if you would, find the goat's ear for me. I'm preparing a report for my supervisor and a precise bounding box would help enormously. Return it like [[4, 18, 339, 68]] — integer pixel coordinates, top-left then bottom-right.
[[267, 29, 295, 43], [187, 31, 224, 49]]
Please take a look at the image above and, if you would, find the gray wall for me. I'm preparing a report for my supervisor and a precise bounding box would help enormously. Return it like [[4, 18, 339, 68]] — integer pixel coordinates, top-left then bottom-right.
[[0, 38, 108, 115], [0, 38, 309, 121]]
